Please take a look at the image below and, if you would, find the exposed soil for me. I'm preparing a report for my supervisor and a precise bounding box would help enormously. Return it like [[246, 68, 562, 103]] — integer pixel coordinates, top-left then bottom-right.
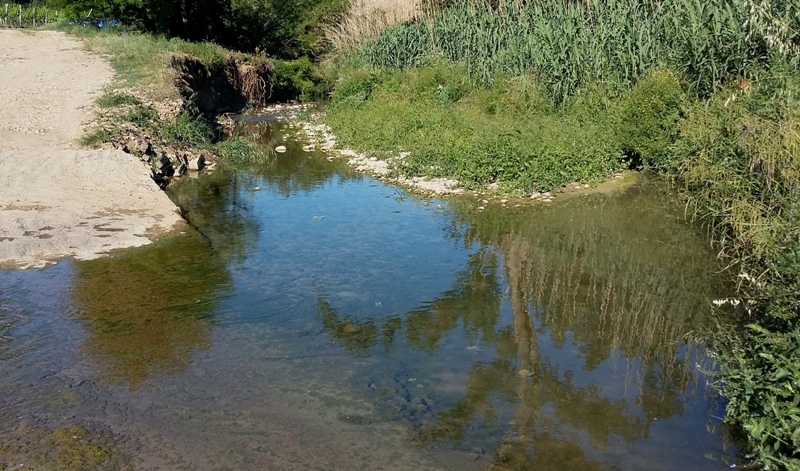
[[0, 30, 184, 269]]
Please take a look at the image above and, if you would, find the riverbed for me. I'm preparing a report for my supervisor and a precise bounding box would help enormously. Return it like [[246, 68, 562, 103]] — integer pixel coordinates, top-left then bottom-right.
[[0, 119, 738, 470]]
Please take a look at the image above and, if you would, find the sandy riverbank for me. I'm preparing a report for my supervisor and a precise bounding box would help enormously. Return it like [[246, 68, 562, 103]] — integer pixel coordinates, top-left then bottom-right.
[[0, 29, 183, 268]]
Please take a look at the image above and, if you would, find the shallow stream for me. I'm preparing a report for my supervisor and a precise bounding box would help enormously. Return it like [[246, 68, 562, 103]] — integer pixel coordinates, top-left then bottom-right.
[[0, 119, 739, 470]]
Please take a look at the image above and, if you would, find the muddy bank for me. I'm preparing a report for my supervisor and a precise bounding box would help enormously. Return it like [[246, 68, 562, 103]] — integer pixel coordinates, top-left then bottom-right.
[[172, 53, 273, 115], [82, 53, 274, 191]]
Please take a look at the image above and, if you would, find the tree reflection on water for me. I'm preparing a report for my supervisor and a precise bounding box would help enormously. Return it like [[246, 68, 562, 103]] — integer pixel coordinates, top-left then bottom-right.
[[318, 181, 729, 468], [72, 233, 231, 388]]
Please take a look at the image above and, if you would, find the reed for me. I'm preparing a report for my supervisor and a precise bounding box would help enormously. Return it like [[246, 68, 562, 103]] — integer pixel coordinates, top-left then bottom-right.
[[326, 0, 421, 55], [344, 0, 771, 100]]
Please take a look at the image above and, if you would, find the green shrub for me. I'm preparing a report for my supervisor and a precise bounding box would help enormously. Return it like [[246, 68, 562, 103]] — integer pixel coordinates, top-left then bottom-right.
[[326, 66, 624, 193], [330, 69, 384, 105], [616, 69, 687, 170], [270, 57, 330, 101], [161, 111, 215, 147]]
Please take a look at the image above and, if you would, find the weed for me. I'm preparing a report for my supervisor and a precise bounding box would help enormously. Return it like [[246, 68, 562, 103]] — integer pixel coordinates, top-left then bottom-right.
[[120, 105, 159, 128], [79, 128, 120, 148], [215, 136, 271, 167], [160, 111, 215, 148], [97, 92, 141, 108]]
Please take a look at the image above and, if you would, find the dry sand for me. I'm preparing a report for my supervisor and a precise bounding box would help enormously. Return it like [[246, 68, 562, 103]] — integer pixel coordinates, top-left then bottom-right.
[[0, 29, 183, 268]]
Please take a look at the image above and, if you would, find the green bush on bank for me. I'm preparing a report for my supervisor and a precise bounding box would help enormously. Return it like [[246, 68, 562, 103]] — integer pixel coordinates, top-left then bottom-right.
[[270, 57, 329, 101], [673, 73, 800, 468], [325, 63, 697, 193]]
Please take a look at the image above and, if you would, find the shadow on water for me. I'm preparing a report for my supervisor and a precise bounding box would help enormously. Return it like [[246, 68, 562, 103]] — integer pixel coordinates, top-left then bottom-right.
[[72, 233, 232, 389]]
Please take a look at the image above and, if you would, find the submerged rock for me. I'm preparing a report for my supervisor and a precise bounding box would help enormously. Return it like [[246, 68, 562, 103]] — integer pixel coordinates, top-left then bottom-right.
[[275, 145, 287, 153]]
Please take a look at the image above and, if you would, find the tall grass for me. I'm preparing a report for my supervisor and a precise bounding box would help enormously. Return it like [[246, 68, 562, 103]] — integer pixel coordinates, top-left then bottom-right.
[[326, 0, 420, 55], [346, 0, 773, 100]]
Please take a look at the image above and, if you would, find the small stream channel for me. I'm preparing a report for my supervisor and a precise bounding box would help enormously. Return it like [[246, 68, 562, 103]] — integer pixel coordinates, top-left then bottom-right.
[[0, 117, 739, 469]]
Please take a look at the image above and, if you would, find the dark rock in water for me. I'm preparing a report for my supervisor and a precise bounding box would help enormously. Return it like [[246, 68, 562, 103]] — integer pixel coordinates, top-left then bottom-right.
[[162, 164, 175, 178], [175, 163, 187, 176], [151, 171, 167, 189], [155, 155, 171, 170], [199, 150, 214, 162]]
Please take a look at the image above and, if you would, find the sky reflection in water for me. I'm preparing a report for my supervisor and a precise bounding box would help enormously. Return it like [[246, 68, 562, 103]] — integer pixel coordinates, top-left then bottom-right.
[[0, 120, 737, 470]]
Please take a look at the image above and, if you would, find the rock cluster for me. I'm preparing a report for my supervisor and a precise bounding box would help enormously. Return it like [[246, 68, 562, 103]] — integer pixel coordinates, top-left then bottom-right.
[[98, 133, 216, 189]]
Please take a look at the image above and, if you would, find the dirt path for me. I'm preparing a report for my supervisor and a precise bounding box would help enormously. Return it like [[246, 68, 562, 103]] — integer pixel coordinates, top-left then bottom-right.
[[0, 30, 183, 269]]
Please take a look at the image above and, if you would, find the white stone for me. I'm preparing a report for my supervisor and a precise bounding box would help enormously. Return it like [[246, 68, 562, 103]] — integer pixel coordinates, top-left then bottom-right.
[[188, 155, 205, 171]]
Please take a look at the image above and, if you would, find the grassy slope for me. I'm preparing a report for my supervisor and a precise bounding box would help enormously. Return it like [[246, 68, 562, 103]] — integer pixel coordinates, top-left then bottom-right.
[[51, 24, 267, 165], [325, 64, 684, 194]]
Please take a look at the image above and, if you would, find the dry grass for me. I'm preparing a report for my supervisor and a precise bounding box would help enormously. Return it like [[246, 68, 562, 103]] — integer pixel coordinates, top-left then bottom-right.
[[326, 0, 421, 54]]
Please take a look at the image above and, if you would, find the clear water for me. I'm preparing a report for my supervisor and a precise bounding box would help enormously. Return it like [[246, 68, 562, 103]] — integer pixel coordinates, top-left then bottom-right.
[[0, 120, 738, 470]]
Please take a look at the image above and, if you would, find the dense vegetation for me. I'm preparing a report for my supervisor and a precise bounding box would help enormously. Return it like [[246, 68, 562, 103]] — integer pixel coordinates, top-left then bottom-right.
[[11, 0, 342, 99], [30, 0, 346, 58], [323, 0, 800, 468], [8, 0, 799, 466]]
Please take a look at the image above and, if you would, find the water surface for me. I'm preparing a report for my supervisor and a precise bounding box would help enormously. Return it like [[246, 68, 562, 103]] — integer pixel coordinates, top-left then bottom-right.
[[0, 120, 737, 470]]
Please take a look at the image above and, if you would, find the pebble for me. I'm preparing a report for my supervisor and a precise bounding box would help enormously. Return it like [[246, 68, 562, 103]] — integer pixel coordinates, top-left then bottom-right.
[[275, 145, 287, 153]]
